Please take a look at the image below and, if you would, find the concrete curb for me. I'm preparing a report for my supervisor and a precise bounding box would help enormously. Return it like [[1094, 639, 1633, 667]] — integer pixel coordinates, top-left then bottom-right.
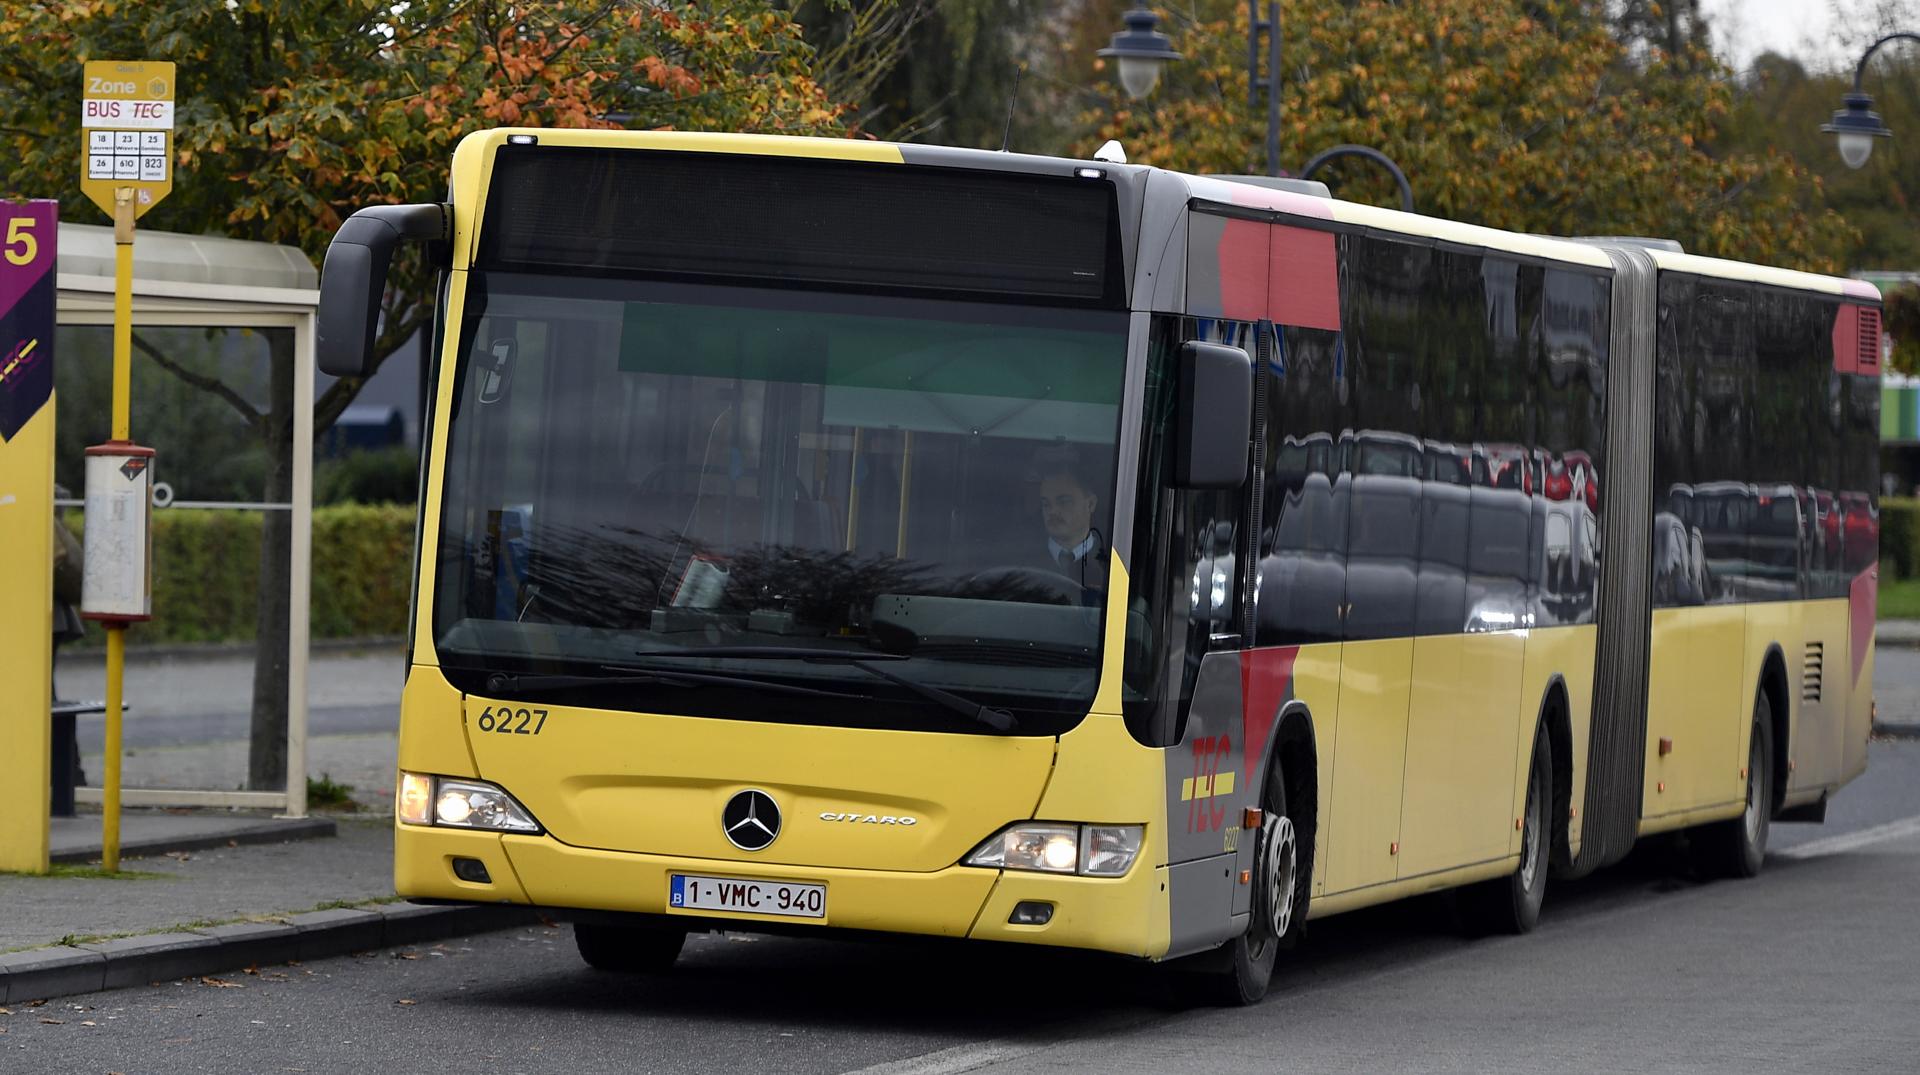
[[50, 817, 338, 866], [1874, 720, 1920, 739], [0, 902, 538, 1004]]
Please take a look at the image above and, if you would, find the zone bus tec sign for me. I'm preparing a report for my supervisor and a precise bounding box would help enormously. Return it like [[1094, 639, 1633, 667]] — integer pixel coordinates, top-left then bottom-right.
[[80, 60, 176, 219]]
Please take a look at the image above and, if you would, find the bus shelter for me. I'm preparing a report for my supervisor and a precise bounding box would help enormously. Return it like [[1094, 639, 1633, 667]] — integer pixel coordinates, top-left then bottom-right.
[[54, 222, 317, 817]]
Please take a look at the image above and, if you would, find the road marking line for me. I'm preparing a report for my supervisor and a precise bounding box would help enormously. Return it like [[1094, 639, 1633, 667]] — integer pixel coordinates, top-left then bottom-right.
[[1777, 814, 1920, 859], [841, 1040, 1041, 1075]]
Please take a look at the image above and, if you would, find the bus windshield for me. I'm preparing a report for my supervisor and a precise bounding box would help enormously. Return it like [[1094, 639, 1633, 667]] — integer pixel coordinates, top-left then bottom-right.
[[431, 273, 1129, 732]]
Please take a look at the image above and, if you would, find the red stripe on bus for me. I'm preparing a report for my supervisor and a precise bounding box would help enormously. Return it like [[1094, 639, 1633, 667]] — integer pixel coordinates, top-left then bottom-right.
[[1217, 217, 1268, 321], [1852, 566, 1877, 685], [1240, 646, 1300, 784], [1270, 225, 1340, 332], [1832, 304, 1860, 375]]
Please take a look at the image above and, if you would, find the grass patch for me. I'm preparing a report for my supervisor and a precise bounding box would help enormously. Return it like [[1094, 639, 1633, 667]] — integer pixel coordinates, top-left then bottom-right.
[[307, 773, 359, 811], [1881, 577, 1920, 620], [0, 864, 173, 881]]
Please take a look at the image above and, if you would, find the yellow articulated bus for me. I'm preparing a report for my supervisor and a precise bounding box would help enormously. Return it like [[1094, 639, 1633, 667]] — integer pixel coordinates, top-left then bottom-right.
[[316, 129, 1880, 1005]]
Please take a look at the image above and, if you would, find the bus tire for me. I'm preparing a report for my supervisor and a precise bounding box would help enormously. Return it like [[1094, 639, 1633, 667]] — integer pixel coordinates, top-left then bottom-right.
[[574, 921, 686, 973], [1461, 721, 1550, 936], [1696, 693, 1772, 879], [1185, 759, 1305, 1007]]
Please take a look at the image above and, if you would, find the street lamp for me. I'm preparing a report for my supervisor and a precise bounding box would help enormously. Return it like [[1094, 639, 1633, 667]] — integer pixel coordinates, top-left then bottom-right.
[[1098, 5, 1411, 206], [1098, 9, 1182, 101], [1098, 5, 1278, 175], [1823, 32, 1920, 168]]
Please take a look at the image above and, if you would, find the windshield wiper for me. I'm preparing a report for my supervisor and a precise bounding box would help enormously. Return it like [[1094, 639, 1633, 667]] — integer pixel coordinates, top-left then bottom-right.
[[637, 645, 908, 661], [633, 647, 1019, 733], [484, 667, 867, 701]]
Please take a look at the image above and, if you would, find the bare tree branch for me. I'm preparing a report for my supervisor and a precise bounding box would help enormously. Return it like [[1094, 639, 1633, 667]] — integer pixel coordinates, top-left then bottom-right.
[[131, 332, 267, 436]]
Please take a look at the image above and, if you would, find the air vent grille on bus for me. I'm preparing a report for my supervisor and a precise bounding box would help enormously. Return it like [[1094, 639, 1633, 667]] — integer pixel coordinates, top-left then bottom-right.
[[1803, 641, 1824, 703], [1859, 307, 1882, 369]]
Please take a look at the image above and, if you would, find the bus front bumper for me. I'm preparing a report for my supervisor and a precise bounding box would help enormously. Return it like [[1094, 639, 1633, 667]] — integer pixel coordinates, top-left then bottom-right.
[[396, 825, 1165, 958]]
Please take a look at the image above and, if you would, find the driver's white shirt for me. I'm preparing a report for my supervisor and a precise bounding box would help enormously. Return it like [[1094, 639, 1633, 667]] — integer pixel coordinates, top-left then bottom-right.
[[1047, 533, 1098, 564]]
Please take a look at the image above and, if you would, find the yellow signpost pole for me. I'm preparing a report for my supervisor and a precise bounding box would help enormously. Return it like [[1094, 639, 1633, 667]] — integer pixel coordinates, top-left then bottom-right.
[[103, 190, 134, 872], [80, 61, 175, 873]]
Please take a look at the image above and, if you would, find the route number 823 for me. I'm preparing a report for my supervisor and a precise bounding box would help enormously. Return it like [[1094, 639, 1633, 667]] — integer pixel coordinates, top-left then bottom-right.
[[476, 706, 548, 736]]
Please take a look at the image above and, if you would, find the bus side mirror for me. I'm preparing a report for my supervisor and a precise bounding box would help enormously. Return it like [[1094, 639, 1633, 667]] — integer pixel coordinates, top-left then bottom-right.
[[317, 203, 451, 377], [1176, 341, 1252, 489]]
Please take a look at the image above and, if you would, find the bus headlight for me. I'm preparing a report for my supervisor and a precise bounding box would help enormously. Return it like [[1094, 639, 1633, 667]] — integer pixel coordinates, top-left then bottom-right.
[[1079, 825, 1145, 877], [396, 771, 542, 833], [964, 823, 1143, 877]]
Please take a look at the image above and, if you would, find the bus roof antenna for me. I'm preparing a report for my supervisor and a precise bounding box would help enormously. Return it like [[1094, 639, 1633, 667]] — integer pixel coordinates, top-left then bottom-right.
[[1000, 64, 1025, 152], [1093, 140, 1128, 164]]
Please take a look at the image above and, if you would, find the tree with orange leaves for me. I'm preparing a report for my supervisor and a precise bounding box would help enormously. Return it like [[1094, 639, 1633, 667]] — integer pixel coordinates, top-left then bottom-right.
[[0, 0, 878, 790], [1075, 0, 1855, 274]]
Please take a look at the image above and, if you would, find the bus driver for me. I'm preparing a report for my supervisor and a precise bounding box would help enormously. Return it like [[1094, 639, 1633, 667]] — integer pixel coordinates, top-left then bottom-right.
[[1034, 461, 1104, 590]]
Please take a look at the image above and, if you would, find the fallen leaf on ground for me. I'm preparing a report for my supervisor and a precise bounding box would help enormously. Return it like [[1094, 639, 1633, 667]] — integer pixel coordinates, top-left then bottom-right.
[[396, 999, 416, 1006], [243, 966, 260, 976], [199, 977, 242, 989], [81, 1021, 97, 1027], [39, 1018, 63, 1025]]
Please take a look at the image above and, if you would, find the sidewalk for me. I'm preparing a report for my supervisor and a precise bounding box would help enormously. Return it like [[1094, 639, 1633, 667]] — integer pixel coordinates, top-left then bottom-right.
[[2, 645, 531, 1004], [1, 815, 532, 1003], [1877, 619, 1920, 649]]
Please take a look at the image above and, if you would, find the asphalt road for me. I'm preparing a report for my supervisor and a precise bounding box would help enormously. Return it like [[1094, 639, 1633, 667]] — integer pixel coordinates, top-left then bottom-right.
[[56, 648, 405, 753], [7, 739, 1917, 1075]]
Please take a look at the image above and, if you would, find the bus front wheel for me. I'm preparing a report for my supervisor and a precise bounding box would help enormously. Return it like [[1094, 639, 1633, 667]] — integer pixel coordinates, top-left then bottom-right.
[[574, 921, 687, 973], [1183, 760, 1306, 1006]]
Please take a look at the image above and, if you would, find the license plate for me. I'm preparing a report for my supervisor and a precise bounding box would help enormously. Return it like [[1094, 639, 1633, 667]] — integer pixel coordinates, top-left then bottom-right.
[[669, 874, 826, 919]]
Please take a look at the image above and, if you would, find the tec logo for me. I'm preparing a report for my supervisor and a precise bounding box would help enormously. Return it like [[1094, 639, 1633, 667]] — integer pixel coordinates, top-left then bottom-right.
[[1183, 734, 1238, 833], [0, 336, 40, 388]]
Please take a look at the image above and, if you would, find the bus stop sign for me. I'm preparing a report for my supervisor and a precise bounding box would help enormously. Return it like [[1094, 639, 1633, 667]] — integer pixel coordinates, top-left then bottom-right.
[[81, 60, 176, 219]]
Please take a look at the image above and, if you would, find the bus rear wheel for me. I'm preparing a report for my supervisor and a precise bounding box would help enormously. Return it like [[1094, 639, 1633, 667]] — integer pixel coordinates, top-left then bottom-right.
[[574, 921, 687, 973], [1461, 721, 1550, 935], [1184, 760, 1306, 1007], [1695, 693, 1772, 879]]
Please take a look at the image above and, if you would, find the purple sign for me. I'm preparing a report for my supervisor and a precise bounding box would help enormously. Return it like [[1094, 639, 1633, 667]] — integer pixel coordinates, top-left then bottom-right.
[[0, 200, 57, 443]]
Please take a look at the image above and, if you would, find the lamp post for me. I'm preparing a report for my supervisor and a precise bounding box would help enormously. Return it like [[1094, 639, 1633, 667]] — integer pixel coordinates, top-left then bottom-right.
[[1300, 144, 1415, 213], [1100, 5, 1277, 176], [1097, 9, 1181, 101], [1823, 32, 1920, 168], [1098, 6, 1413, 211]]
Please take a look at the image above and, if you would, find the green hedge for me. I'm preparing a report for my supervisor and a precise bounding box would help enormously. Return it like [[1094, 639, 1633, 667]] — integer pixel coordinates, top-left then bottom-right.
[[70, 496, 1918, 640], [1885, 497, 1920, 581], [63, 504, 414, 646]]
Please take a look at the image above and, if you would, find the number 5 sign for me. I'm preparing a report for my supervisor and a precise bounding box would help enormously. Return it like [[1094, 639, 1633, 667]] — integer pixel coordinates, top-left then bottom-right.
[[0, 198, 58, 873], [0, 201, 55, 442]]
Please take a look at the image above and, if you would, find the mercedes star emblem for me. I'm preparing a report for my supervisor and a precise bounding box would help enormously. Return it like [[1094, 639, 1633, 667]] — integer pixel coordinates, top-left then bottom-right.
[[722, 789, 781, 851]]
